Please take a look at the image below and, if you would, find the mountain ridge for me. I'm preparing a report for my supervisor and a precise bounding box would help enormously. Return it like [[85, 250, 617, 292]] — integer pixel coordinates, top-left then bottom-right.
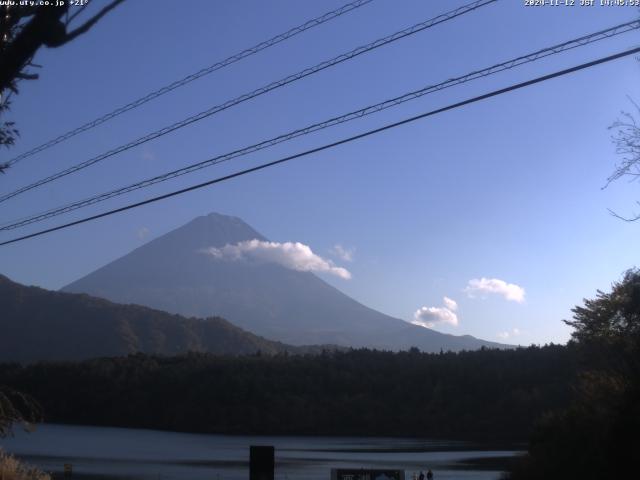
[[0, 274, 327, 363], [63, 212, 510, 352]]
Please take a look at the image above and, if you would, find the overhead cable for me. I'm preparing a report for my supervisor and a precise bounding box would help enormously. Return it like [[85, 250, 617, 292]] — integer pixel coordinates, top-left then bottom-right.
[[1, 45, 638, 247], [2, 19, 638, 231], [3, 0, 377, 167], [0, 0, 497, 203]]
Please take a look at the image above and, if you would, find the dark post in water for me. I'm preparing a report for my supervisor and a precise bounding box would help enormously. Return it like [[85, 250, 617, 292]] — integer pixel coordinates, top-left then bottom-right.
[[250, 445, 274, 480]]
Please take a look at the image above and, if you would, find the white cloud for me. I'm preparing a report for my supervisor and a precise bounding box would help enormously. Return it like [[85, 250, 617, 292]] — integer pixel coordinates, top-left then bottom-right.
[[330, 244, 355, 262], [465, 277, 525, 303], [443, 296, 458, 311], [202, 239, 351, 279], [497, 328, 522, 340], [137, 227, 149, 240], [412, 297, 459, 329]]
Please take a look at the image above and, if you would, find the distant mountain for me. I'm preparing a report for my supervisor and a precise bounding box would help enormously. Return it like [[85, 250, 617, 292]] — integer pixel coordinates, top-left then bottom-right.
[[0, 275, 314, 363], [63, 213, 508, 352]]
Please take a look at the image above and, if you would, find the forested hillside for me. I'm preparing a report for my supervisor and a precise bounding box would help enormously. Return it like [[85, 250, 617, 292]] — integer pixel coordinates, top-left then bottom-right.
[[0, 275, 313, 362], [0, 345, 575, 440]]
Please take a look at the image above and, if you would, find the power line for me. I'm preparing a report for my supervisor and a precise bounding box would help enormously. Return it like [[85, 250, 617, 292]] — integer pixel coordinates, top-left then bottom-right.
[[2, 19, 638, 232], [1, 45, 638, 248], [0, 0, 497, 204], [3, 0, 376, 168]]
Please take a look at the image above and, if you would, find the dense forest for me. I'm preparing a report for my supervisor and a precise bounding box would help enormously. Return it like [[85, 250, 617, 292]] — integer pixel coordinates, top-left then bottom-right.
[[0, 344, 574, 441]]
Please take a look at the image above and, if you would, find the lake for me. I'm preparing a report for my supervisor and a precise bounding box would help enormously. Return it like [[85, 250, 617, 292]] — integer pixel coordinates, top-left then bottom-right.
[[0, 424, 523, 480]]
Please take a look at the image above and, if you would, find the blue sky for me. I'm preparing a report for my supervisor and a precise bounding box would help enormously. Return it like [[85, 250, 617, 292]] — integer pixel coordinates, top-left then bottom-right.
[[0, 0, 638, 345]]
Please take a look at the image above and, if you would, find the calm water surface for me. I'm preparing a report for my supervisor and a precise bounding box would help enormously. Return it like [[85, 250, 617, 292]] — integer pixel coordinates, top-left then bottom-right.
[[0, 424, 523, 480]]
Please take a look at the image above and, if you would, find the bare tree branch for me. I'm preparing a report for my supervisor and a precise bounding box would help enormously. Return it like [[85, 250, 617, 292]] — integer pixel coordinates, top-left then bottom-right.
[[62, 0, 125, 44], [66, 4, 89, 27], [605, 97, 640, 188], [606, 91, 640, 221], [608, 206, 640, 222], [15, 72, 38, 80]]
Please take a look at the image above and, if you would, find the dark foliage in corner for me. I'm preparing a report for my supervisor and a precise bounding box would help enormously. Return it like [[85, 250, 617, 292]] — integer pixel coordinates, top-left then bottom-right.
[[505, 269, 640, 479], [0, 386, 42, 438], [0, 1, 124, 162]]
